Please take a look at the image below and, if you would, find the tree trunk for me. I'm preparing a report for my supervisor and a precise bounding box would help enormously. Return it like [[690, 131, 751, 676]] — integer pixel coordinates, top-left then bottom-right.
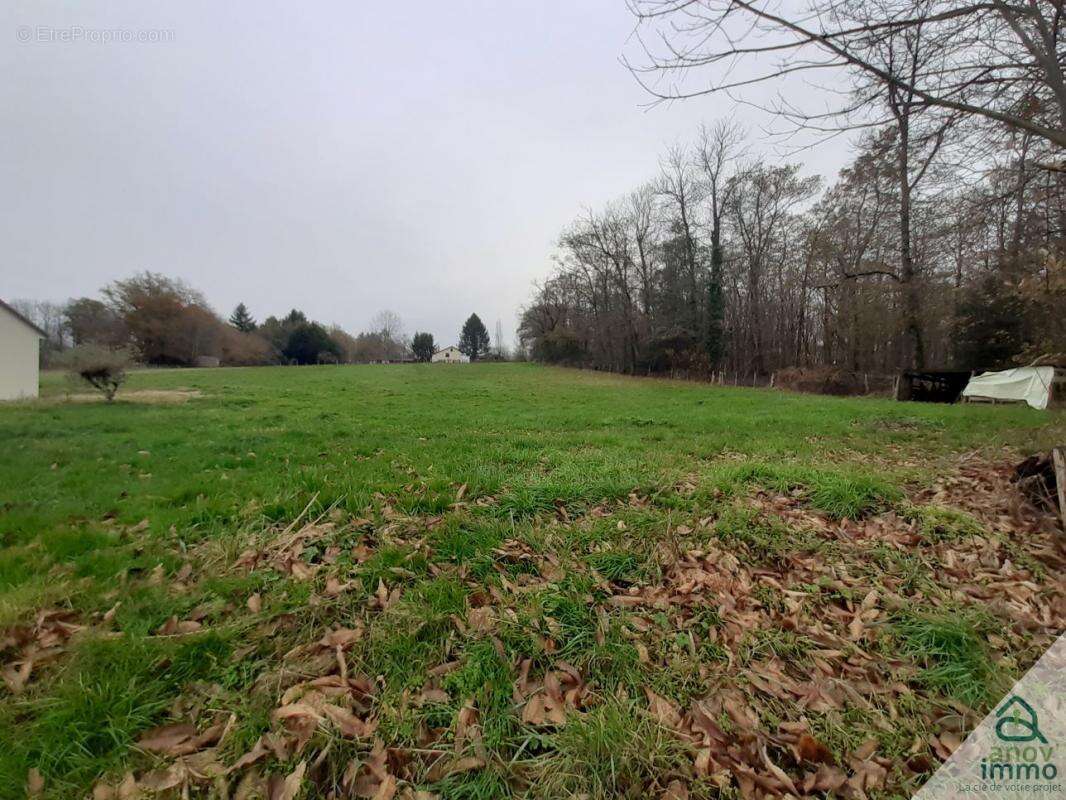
[[896, 108, 925, 369]]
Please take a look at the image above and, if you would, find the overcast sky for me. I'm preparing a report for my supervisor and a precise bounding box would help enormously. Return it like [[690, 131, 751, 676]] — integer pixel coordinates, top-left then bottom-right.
[[2, 1, 853, 348]]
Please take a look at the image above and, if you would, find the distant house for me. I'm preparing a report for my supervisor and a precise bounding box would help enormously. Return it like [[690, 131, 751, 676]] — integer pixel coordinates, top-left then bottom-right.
[[0, 298, 45, 400], [431, 346, 469, 364]]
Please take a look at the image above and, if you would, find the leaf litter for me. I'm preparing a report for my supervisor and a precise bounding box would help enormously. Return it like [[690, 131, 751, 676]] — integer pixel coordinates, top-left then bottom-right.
[[5, 458, 1064, 798]]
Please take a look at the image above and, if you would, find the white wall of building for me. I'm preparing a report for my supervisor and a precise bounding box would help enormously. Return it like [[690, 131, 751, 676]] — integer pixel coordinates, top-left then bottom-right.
[[0, 309, 41, 400], [431, 346, 469, 363]]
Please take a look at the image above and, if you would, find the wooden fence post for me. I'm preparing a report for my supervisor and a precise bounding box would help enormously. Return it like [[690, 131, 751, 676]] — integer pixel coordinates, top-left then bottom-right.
[[1053, 447, 1066, 533]]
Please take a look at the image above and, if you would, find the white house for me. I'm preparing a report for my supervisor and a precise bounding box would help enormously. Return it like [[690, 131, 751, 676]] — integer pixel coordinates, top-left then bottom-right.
[[431, 345, 469, 364], [0, 299, 45, 400]]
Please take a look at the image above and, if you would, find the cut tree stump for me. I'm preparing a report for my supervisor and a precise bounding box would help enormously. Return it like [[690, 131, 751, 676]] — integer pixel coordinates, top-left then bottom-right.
[[1054, 446, 1066, 533]]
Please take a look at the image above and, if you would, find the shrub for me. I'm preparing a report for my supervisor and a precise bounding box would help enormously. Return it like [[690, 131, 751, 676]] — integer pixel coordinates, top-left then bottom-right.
[[775, 366, 872, 396], [61, 345, 134, 402]]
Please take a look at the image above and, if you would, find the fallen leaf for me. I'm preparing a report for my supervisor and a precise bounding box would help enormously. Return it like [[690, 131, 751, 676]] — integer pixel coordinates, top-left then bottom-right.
[[155, 616, 202, 636], [26, 768, 44, 796], [137, 765, 184, 792], [322, 703, 374, 738], [661, 779, 689, 799], [137, 723, 197, 754], [419, 688, 450, 705], [645, 687, 681, 728], [796, 733, 834, 765], [268, 760, 306, 800]]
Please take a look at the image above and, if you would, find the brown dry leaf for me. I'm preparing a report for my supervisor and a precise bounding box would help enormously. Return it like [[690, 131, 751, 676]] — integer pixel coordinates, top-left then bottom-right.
[[26, 768, 44, 796], [372, 775, 398, 800], [467, 607, 494, 634], [247, 593, 262, 613], [234, 768, 269, 800], [722, 696, 757, 732], [137, 764, 185, 792], [136, 723, 198, 754], [932, 731, 963, 759], [229, 736, 271, 772], [185, 749, 226, 781], [419, 688, 450, 705], [102, 602, 122, 623], [645, 687, 682, 729], [661, 779, 689, 799], [432, 756, 484, 780], [325, 577, 352, 595], [521, 693, 567, 726], [348, 739, 396, 799], [760, 746, 800, 796], [853, 739, 879, 760], [808, 764, 849, 793], [290, 561, 317, 581], [274, 703, 322, 752], [116, 772, 139, 800], [268, 759, 306, 800], [521, 694, 547, 726], [2, 659, 32, 694], [848, 612, 865, 640], [796, 733, 834, 765], [155, 616, 202, 636], [321, 627, 362, 649], [861, 589, 879, 610], [322, 703, 375, 738]]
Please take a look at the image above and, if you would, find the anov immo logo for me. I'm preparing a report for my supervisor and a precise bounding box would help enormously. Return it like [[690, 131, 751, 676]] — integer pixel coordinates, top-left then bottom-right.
[[980, 695, 1055, 782], [916, 634, 1064, 799]]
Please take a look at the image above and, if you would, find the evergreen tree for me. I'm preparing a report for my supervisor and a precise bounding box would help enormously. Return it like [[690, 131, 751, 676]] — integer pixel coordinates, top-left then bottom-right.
[[458, 313, 491, 361], [953, 275, 1029, 368], [703, 264, 725, 367], [411, 331, 436, 362], [229, 302, 257, 333], [282, 322, 340, 365]]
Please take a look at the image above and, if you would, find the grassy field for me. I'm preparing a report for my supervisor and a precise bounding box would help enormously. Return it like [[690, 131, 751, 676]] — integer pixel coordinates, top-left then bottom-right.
[[1, 364, 1063, 799]]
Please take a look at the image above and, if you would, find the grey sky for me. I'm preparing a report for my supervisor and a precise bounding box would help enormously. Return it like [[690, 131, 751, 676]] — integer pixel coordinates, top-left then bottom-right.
[[2, 1, 853, 348]]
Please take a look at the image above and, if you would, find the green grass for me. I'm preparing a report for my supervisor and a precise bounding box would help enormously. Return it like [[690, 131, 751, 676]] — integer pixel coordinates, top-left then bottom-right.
[[539, 700, 693, 799], [0, 363, 1062, 797], [893, 611, 1002, 707], [0, 633, 232, 796]]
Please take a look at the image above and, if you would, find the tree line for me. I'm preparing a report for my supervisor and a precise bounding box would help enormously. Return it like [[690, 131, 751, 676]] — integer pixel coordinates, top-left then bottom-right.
[[520, 0, 1064, 378], [13, 273, 504, 367]]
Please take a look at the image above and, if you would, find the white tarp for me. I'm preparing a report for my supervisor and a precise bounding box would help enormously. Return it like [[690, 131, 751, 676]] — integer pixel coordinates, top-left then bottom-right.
[[961, 367, 1055, 410]]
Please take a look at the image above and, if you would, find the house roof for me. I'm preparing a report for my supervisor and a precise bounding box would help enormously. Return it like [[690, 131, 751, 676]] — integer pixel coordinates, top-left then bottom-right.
[[0, 298, 47, 338]]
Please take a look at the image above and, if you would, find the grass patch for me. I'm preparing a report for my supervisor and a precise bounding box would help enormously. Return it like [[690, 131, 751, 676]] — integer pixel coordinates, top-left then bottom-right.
[[893, 612, 1001, 708], [903, 504, 987, 542], [0, 364, 1059, 796], [538, 700, 691, 799], [586, 550, 645, 584], [702, 462, 901, 519], [0, 633, 231, 796]]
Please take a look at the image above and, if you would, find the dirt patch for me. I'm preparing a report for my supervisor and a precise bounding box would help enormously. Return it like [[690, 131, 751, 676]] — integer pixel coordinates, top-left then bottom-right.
[[59, 389, 203, 405], [776, 366, 892, 396]]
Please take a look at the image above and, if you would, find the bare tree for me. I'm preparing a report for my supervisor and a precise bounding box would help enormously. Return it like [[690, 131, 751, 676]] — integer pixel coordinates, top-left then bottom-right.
[[522, 115, 1064, 377], [657, 144, 705, 333], [370, 309, 404, 342], [727, 161, 821, 372], [626, 0, 1066, 150], [696, 120, 746, 366]]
